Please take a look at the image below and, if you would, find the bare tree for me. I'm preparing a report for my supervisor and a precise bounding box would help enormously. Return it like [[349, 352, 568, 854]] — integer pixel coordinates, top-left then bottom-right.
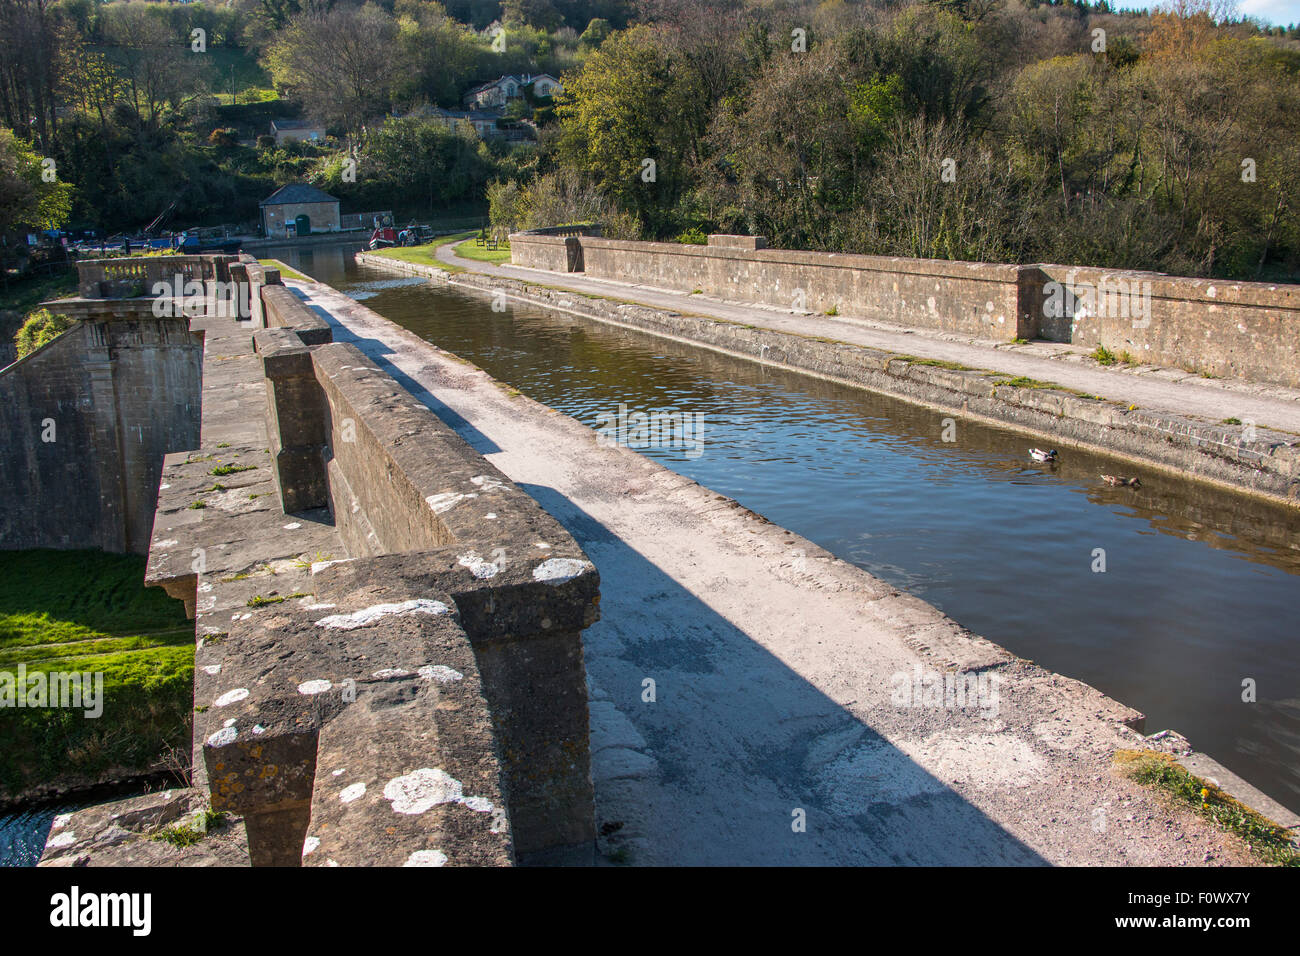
[[265, 4, 404, 143]]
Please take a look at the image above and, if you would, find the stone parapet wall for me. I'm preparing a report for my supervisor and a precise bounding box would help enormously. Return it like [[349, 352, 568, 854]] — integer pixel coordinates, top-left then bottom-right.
[[1022, 264, 1300, 387], [511, 237, 1300, 388], [304, 342, 602, 861], [144, 301, 602, 866], [508, 232, 582, 273], [520, 235, 1029, 340], [76, 254, 235, 298], [261, 284, 333, 344]]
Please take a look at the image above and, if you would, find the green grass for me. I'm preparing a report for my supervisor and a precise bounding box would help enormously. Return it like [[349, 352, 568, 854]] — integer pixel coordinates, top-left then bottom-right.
[[366, 245, 461, 274], [246, 592, 310, 608], [1, 268, 77, 312], [365, 231, 481, 274], [989, 375, 1061, 390], [0, 550, 192, 797], [452, 236, 511, 265], [211, 463, 256, 476], [1092, 345, 1118, 365], [259, 259, 308, 282], [1, 269, 78, 350], [1115, 750, 1299, 866], [891, 354, 975, 372], [150, 808, 228, 847]]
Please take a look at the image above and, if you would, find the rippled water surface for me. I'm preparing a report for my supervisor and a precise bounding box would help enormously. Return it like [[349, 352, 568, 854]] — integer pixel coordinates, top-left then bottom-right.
[[0, 801, 82, 866], [279, 243, 1300, 816]]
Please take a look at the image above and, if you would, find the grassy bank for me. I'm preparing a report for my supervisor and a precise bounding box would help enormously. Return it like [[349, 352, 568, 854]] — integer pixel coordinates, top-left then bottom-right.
[[452, 236, 511, 265], [364, 231, 475, 274], [1, 270, 78, 352], [0, 550, 194, 801], [1115, 750, 1299, 866], [259, 258, 308, 282]]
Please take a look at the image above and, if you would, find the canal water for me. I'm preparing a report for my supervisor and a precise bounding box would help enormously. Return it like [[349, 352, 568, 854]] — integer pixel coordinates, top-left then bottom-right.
[[0, 802, 77, 866], [272, 244, 1300, 818]]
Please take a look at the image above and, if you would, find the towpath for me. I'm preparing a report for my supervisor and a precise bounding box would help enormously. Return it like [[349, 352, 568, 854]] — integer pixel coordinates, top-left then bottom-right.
[[434, 244, 1300, 437]]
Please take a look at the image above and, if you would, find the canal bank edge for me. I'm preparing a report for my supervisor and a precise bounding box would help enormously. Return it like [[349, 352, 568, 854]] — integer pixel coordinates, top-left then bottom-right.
[[303, 265, 1297, 862], [356, 252, 1300, 510]]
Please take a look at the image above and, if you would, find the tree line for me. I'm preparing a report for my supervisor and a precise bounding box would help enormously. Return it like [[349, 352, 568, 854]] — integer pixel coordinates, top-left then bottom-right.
[[527, 0, 1300, 279], [1, 0, 1298, 282]]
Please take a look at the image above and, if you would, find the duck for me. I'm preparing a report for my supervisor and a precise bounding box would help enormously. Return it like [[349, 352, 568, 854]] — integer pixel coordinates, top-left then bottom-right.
[[1101, 474, 1142, 488], [1029, 448, 1059, 463]]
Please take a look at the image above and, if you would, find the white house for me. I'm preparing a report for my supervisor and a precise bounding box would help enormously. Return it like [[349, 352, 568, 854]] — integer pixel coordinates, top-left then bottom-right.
[[462, 74, 563, 110]]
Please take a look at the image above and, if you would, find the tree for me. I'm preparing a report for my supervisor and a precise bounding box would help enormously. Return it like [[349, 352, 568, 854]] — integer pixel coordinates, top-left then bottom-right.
[[99, 3, 195, 129], [0, 126, 73, 239], [265, 4, 404, 141], [1004, 55, 1098, 215], [555, 26, 688, 231], [862, 117, 1026, 262], [579, 17, 612, 47], [0, 0, 62, 151]]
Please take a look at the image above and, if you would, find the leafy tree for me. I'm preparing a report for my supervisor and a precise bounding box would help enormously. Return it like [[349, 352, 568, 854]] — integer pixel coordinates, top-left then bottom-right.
[[580, 17, 612, 47], [0, 126, 73, 238], [555, 26, 687, 231]]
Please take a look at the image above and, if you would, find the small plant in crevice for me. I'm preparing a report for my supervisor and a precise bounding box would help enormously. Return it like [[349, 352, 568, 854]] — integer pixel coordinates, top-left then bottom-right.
[[246, 592, 311, 608], [1114, 750, 1299, 866]]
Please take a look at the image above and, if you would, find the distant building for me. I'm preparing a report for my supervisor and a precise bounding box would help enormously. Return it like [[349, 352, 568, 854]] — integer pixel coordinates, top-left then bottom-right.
[[462, 74, 563, 110], [394, 105, 532, 144], [259, 183, 340, 238], [270, 119, 327, 145], [530, 74, 562, 98], [410, 106, 495, 138]]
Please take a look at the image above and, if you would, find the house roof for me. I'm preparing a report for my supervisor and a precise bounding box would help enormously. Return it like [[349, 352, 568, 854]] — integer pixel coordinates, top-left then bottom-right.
[[270, 119, 325, 131], [260, 183, 339, 207], [465, 74, 562, 97]]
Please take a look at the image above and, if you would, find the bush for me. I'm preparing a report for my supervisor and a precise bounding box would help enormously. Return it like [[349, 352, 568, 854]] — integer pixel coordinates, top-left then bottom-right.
[[14, 309, 75, 359], [256, 134, 276, 150], [207, 127, 240, 147], [487, 179, 527, 234], [673, 228, 709, 245]]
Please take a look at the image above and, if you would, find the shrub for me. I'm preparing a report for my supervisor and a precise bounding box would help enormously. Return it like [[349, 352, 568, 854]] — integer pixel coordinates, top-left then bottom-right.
[[14, 309, 75, 359], [207, 127, 240, 148]]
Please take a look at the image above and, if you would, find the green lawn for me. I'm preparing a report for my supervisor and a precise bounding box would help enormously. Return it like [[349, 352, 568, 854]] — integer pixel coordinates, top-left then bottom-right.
[[0, 550, 193, 798], [259, 258, 308, 282], [452, 236, 512, 265], [365, 231, 475, 274]]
